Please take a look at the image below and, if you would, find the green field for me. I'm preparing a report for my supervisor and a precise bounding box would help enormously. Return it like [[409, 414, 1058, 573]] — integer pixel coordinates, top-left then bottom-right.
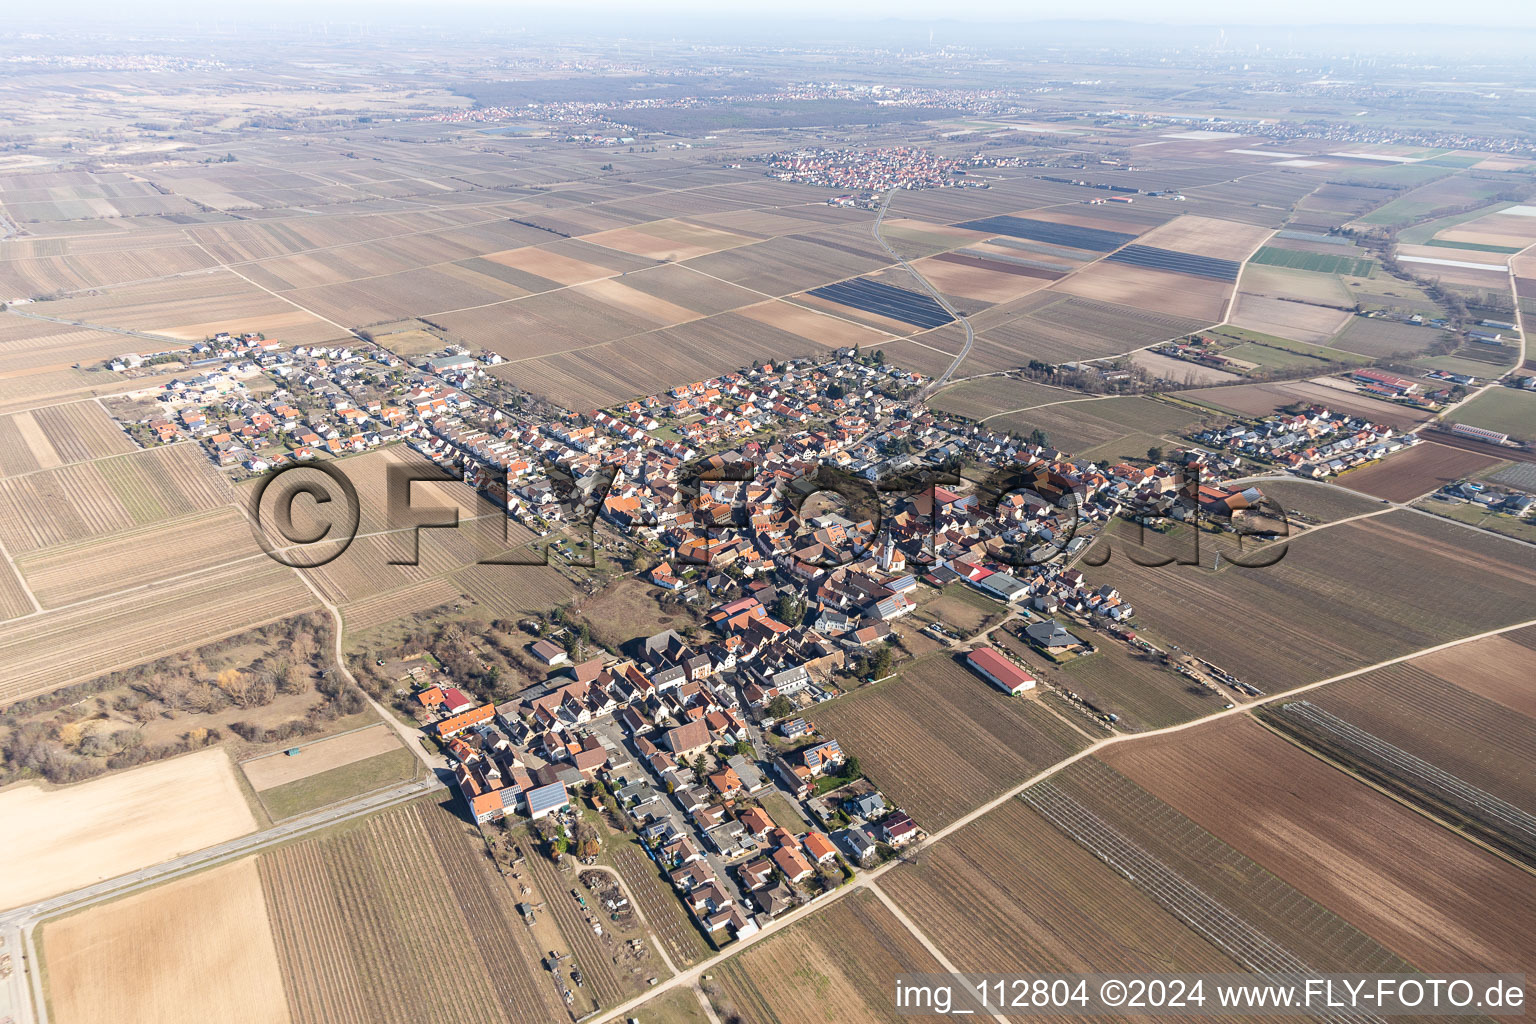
[[1250, 246, 1375, 276], [258, 747, 420, 819], [1358, 176, 1513, 227], [1412, 497, 1536, 544], [1423, 238, 1523, 255], [1422, 153, 1487, 169], [1397, 202, 1517, 244], [1411, 351, 1520, 378], [1205, 324, 1371, 369], [1446, 387, 1536, 440]]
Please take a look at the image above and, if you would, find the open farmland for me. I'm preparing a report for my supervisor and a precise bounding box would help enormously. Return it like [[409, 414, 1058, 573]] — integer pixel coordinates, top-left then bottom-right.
[[1052, 630, 1230, 730], [1133, 215, 1273, 262], [38, 270, 345, 346], [972, 294, 1206, 366], [710, 888, 943, 1024], [0, 442, 232, 554], [1290, 631, 1536, 819], [1262, 697, 1536, 866], [1330, 315, 1447, 357], [1052, 260, 1232, 321], [0, 400, 134, 476], [988, 395, 1201, 455], [1246, 479, 1389, 524], [1104, 717, 1536, 973], [1357, 176, 1527, 228], [1336, 442, 1500, 501], [489, 310, 833, 410], [14, 506, 255, 608], [259, 799, 563, 1024], [241, 724, 404, 791], [928, 375, 1072, 420], [1249, 245, 1376, 276], [43, 857, 289, 1024], [956, 214, 1137, 251], [881, 798, 1244, 975], [1085, 509, 1536, 694], [1026, 756, 1427, 978], [0, 557, 316, 705], [811, 653, 1087, 828], [0, 747, 256, 909], [1229, 292, 1353, 345]]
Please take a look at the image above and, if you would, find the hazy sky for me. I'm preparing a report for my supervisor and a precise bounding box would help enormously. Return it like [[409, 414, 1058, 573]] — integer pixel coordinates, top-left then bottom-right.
[[29, 0, 1536, 29]]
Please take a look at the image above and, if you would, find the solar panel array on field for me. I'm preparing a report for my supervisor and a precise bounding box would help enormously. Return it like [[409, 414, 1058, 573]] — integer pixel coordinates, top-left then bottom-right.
[[1107, 244, 1241, 281], [955, 215, 1137, 252], [808, 277, 954, 329]]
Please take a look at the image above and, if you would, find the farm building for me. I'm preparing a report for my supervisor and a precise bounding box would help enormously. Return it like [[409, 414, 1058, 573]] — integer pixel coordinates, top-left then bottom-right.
[[529, 639, 569, 665], [524, 781, 570, 820], [966, 648, 1036, 695], [1451, 423, 1510, 445]]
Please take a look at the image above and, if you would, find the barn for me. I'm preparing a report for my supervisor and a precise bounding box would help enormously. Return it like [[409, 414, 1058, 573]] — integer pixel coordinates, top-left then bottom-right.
[[966, 647, 1036, 695]]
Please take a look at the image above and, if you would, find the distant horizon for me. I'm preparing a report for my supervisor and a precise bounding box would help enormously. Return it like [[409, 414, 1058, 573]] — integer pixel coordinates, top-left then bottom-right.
[[10, 1, 1536, 33]]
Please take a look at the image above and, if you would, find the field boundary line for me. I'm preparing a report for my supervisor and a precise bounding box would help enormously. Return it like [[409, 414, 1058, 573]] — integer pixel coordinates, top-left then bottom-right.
[[867, 879, 1014, 1024]]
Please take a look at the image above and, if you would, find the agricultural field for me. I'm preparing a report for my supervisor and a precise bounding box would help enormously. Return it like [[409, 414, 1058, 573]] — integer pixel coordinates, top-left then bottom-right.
[[988, 396, 1201, 456], [1422, 204, 1536, 251], [339, 577, 465, 635], [971, 293, 1206, 367], [259, 800, 563, 1024], [927, 375, 1074, 420], [1084, 509, 1536, 694], [14, 506, 255, 608], [1052, 260, 1232, 321], [811, 652, 1088, 828], [0, 557, 316, 705], [0, 442, 233, 555], [1132, 215, 1273, 262], [1246, 478, 1388, 524], [1229, 291, 1353, 345], [256, 746, 420, 820], [0, 747, 256, 909], [1336, 442, 1501, 502], [1029, 756, 1435, 977], [0, 400, 135, 477], [607, 837, 711, 967], [881, 798, 1244, 975], [1330, 315, 1449, 357], [632, 989, 711, 1024], [909, 252, 1057, 305], [1104, 717, 1536, 972], [709, 888, 944, 1024], [43, 857, 289, 1024], [1052, 631, 1230, 730], [242, 724, 413, 808], [1446, 386, 1536, 440], [1354, 174, 1522, 228], [1183, 379, 1433, 431], [1249, 245, 1376, 276], [38, 270, 345, 346]]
